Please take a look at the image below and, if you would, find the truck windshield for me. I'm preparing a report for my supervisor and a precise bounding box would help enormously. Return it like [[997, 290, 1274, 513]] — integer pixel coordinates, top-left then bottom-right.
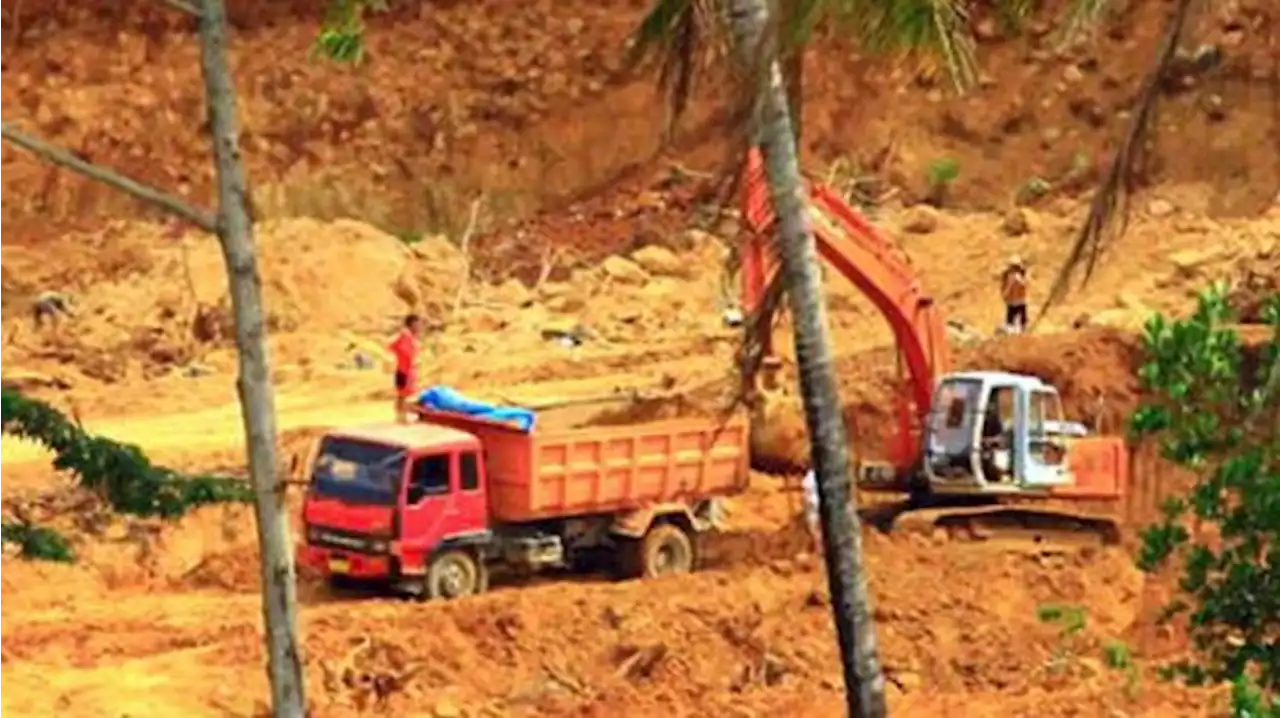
[[310, 437, 406, 505]]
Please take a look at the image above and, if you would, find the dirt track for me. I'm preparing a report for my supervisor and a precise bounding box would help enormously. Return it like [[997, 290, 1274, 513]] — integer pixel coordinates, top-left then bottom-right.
[[3, 0, 1278, 715]]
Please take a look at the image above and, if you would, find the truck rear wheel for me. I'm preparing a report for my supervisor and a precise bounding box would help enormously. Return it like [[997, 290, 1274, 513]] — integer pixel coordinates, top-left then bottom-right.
[[620, 523, 695, 579], [424, 549, 486, 600]]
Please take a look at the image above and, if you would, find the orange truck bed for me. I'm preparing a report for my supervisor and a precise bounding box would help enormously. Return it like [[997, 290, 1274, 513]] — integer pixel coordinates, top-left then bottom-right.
[[415, 409, 751, 522]]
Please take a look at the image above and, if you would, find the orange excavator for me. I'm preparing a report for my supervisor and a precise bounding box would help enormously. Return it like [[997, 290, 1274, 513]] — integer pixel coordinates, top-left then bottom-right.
[[738, 150, 1127, 543]]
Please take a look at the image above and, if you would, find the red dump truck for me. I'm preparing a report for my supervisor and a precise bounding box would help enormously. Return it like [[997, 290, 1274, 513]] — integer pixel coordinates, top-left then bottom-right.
[[297, 408, 750, 599]]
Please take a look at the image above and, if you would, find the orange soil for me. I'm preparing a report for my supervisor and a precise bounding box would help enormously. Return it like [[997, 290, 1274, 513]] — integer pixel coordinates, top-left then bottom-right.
[[2, 1, 1278, 716]]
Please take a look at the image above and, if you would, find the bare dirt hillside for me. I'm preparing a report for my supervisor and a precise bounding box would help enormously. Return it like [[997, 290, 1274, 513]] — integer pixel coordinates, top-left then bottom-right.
[[2, 1, 1278, 716], [2, 0, 1276, 246]]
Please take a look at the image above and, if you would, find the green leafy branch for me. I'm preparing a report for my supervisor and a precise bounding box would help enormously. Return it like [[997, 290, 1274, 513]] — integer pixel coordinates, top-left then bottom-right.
[[1, 388, 253, 522], [1129, 284, 1280, 699], [1231, 674, 1280, 718], [1, 520, 75, 563]]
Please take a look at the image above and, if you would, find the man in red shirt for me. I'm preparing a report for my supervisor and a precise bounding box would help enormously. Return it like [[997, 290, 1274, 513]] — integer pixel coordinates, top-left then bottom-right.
[[389, 314, 422, 423]]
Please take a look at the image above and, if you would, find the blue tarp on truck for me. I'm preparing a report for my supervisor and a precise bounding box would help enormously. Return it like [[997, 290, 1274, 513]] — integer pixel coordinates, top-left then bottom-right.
[[418, 385, 537, 433]]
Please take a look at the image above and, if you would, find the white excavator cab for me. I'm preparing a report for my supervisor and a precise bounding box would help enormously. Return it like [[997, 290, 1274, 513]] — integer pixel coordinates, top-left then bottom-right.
[[921, 372, 1078, 496]]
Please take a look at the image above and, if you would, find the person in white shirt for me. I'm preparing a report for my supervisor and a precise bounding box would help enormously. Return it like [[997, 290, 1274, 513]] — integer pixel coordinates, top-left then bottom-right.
[[801, 469, 821, 555]]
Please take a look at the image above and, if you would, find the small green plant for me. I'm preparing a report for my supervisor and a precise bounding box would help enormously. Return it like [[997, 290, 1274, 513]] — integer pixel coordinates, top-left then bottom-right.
[[1130, 284, 1279, 709], [393, 228, 425, 245], [1038, 603, 1089, 674], [1038, 603, 1088, 635], [1103, 639, 1132, 670], [313, 0, 386, 63], [924, 157, 961, 206], [1103, 639, 1143, 700]]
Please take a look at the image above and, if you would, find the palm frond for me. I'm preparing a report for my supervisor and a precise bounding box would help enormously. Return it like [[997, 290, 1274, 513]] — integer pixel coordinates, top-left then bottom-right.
[[992, 0, 1038, 33], [1054, 0, 1114, 49], [828, 0, 978, 92], [1040, 0, 1196, 317], [625, 0, 731, 140], [776, 0, 825, 52]]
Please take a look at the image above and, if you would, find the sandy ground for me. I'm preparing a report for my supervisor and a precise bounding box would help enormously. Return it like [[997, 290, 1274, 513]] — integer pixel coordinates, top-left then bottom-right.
[[2, 1, 1277, 713], [2, 193, 1274, 716]]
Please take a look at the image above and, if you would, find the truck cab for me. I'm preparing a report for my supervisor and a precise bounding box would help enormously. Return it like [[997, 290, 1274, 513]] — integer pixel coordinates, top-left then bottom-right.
[[298, 423, 490, 596], [921, 372, 1092, 495]]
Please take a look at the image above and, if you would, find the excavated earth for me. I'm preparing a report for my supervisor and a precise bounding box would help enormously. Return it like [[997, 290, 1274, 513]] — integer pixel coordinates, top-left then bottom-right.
[[2, 0, 1279, 716]]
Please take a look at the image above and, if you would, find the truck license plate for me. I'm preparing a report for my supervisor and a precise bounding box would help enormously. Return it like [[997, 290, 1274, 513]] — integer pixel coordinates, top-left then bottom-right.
[[328, 557, 350, 574]]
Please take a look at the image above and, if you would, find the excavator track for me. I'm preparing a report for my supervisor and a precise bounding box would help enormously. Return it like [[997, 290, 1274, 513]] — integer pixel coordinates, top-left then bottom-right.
[[861, 499, 1122, 551]]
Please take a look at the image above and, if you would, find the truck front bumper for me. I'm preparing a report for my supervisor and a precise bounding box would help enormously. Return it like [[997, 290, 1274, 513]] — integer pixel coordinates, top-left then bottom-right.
[[297, 543, 393, 580]]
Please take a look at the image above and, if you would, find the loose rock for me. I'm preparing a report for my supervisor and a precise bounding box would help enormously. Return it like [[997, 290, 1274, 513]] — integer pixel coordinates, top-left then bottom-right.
[[602, 256, 649, 285], [1001, 208, 1030, 236], [630, 245, 687, 278], [1147, 198, 1176, 218], [902, 205, 941, 234]]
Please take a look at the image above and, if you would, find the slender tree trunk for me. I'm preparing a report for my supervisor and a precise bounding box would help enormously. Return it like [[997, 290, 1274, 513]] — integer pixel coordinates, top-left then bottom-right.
[[726, 1, 886, 716], [783, 45, 805, 147], [197, 0, 307, 714]]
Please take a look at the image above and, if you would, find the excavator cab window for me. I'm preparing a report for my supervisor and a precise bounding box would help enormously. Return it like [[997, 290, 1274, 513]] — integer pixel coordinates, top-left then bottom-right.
[[1028, 390, 1066, 466], [981, 387, 1015, 444], [979, 386, 1016, 483], [925, 378, 983, 478]]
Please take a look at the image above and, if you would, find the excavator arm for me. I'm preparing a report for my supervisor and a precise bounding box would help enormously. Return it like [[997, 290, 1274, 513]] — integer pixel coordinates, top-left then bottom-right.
[[738, 149, 952, 470]]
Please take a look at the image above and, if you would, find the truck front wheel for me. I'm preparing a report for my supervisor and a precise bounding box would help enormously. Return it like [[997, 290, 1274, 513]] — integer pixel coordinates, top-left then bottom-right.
[[621, 523, 695, 579], [424, 549, 487, 600]]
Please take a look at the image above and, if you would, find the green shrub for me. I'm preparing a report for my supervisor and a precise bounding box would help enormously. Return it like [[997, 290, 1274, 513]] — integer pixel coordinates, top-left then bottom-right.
[[1130, 284, 1279, 706]]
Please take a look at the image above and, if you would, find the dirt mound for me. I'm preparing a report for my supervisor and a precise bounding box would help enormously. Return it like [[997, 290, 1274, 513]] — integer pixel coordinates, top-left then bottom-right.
[[166, 527, 1205, 717], [579, 374, 739, 427], [0, 218, 460, 382], [582, 395, 720, 427], [958, 327, 1146, 431]]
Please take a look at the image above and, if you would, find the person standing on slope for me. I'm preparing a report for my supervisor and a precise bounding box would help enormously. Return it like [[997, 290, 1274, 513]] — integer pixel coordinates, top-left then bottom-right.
[[389, 314, 423, 423], [1000, 256, 1030, 334]]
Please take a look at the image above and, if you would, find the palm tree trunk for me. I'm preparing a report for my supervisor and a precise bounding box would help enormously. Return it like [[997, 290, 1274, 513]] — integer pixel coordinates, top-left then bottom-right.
[[783, 45, 805, 147], [725, 0, 886, 716], [197, 0, 307, 714]]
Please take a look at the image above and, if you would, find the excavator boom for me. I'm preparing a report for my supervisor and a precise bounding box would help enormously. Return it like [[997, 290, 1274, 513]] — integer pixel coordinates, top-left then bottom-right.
[[738, 149, 951, 469]]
